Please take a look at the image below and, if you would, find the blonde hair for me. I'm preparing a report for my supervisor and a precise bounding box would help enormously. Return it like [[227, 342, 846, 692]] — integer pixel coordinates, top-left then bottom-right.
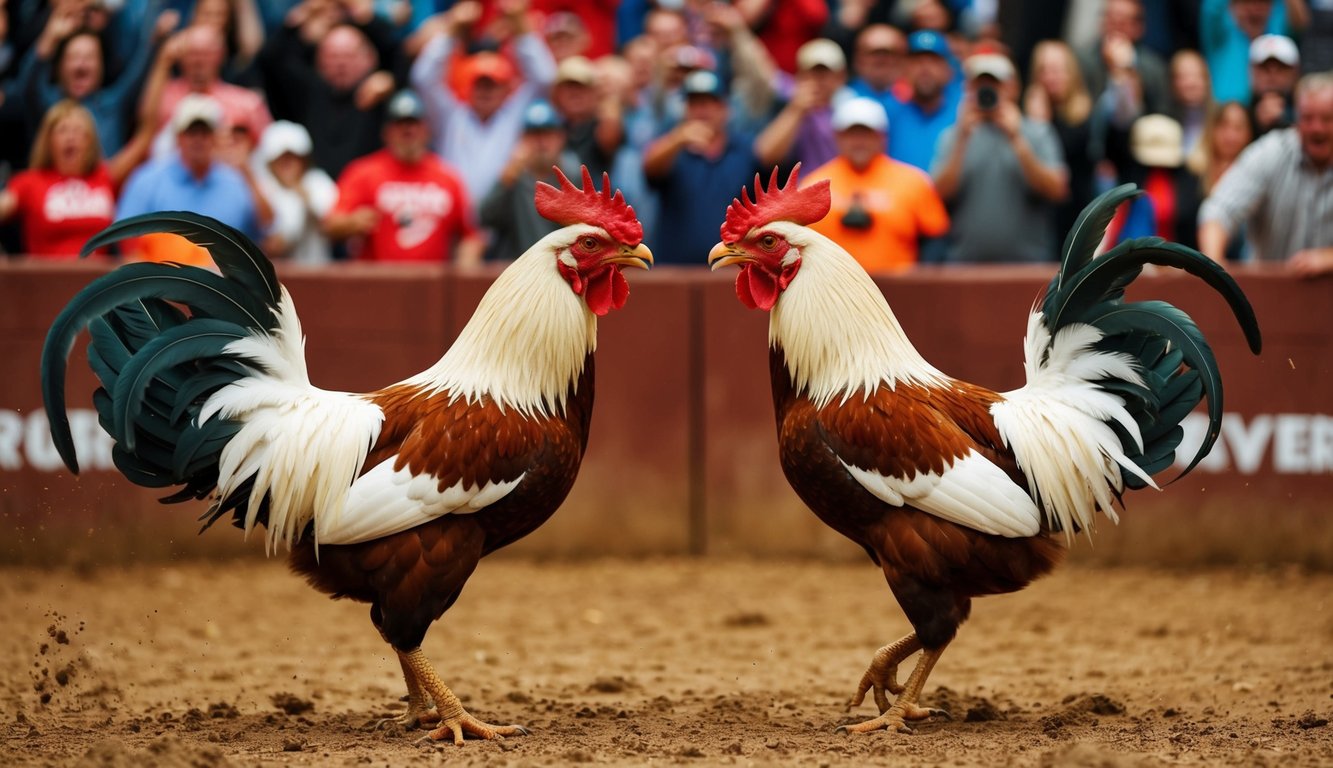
[[29, 100, 103, 175], [1189, 101, 1253, 193], [1026, 40, 1091, 125]]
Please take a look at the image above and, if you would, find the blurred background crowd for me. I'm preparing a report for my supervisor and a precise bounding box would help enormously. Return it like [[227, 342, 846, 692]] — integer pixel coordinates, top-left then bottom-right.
[[0, 0, 1330, 271]]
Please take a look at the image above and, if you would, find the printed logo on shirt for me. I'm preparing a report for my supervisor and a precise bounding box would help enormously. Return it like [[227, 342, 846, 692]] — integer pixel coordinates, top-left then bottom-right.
[[44, 179, 115, 222], [376, 182, 453, 250]]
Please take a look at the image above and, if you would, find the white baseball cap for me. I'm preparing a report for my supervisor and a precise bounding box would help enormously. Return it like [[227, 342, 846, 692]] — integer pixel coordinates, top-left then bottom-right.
[[832, 98, 889, 133], [259, 120, 313, 163], [1249, 34, 1299, 67], [796, 38, 847, 72], [171, 94, 224, 134], [963, 53, 1015, 82]]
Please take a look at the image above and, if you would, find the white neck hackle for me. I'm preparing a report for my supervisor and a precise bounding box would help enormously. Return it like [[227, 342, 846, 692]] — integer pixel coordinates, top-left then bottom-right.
[[767, 222, 947, 408], [403, 226, 600, 417]]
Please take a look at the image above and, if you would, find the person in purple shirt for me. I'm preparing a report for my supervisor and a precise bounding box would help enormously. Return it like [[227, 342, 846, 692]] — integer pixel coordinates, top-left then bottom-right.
[[754, 38, 847, 172]]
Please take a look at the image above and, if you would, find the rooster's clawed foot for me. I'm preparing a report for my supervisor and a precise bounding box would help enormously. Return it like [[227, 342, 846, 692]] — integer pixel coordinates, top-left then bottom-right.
[[836, 703, 951, 735], [417, 713, 530, 746]]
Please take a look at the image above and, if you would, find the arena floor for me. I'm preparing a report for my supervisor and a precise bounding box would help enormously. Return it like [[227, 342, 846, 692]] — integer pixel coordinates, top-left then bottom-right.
[[3, 558, 1331, 767]]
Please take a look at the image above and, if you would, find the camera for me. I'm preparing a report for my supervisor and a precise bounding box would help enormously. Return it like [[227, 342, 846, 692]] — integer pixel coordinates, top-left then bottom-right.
[[840, 194, 872, 230], [976, 84, 999, 112]]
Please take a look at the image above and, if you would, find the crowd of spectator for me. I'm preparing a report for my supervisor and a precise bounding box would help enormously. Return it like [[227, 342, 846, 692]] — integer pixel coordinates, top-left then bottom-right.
[[1, 0, 1330, 275]]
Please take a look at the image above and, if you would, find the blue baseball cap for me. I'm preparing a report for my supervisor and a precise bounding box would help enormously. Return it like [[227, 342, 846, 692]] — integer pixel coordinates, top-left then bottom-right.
[[908, 30, 951, 59], [522, 100, 563, 131]]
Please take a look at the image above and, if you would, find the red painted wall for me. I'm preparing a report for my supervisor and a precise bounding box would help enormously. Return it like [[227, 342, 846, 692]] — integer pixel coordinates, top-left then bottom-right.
[[2, 262, 1328, 565]]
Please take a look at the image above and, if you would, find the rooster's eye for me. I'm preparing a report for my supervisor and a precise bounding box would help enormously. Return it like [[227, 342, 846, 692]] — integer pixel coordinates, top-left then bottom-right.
[[579, 237, 599, 251], [760, 235, 777, 250]]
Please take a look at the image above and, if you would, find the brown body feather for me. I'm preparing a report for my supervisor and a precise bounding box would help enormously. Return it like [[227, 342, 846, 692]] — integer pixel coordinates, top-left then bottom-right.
[[769, 348, 1064, 648], [289, 356, 596, 650]]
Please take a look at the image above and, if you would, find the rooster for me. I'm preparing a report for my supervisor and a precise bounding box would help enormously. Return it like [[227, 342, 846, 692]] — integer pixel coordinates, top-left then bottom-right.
[[708, 167, 1262, 735], [40, 167, 652, 745]]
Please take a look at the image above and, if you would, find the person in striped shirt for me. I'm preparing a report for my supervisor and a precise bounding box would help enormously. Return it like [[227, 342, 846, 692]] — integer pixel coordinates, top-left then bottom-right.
[[1198, 72, 1333, 276]]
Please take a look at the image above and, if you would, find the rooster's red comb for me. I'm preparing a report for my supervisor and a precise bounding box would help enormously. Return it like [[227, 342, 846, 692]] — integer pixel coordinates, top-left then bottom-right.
[[535, 166, 643, 245], [720, 164, 831, 244]]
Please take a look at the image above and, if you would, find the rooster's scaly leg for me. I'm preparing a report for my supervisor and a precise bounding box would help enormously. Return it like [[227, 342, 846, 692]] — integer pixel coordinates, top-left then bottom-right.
[[402, 648, 530, 745], [837, 642, 952, 735], [846, 632, 921, 714], [375, 650, 442, 730]]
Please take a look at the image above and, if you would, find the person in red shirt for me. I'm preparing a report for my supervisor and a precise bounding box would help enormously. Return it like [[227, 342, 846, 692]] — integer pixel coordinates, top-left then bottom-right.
[[326, 90, 485, 264], [0, 100, 148, 259]]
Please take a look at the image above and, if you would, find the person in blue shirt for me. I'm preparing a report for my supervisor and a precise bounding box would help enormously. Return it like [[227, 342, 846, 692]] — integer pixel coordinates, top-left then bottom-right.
[[883, 30, 961, 172], [642, 70, 762, 266], [118, 94, 269, 259]]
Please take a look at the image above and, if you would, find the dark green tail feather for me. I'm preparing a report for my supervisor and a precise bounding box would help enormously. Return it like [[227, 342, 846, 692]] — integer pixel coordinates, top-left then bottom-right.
[[42, 214, 283, 527], [1040, 186, 1263, 488]]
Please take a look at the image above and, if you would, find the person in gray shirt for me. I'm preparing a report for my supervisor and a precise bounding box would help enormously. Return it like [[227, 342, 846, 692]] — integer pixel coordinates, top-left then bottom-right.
[[479, 100, 581, 261], [1198, 72, 1333, 275], [931, 53, 1069, 263]]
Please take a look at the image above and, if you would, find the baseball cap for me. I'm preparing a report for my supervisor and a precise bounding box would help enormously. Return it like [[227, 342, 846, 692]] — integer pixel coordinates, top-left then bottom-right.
[[385, 89, 425, 121], [673, 45, 717, 72], [259, 120, 313, 163], [522, 100, 563, 131], [1130, 114, 1183, 168], [464, 52, 516, 86], [796, 38, 846, 72], [1249, 34, 1299, 67], [543, 11, 585, 37], [908, 30, 950, 58], [964, 53, 1015, 82], [682, 69, 725, 99], [832, 97, 889, 132], [171, 94, 223, 134], [555, 55, 597, 86]]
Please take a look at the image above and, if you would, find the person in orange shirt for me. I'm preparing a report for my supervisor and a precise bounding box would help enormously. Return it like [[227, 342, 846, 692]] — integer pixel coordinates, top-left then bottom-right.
[[802, 98, 949, 271]]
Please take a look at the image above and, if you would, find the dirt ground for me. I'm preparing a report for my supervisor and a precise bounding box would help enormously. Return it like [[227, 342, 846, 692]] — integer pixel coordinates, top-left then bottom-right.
[[2, 558, 1331, 768]]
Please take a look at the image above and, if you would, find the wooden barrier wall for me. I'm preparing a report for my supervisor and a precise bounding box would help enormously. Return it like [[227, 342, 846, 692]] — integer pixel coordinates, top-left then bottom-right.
[[1, 261, 1329, 566]]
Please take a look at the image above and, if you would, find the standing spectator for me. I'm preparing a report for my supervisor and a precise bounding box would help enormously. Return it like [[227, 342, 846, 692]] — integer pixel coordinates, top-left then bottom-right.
[[643, 70, 762, 266], [189, 0, 266, 87], [885, 30, 960, 172], [534, 1, 617, 60], [846, 24, 910, 111], [549, 55, 621, 177], [1024, 39, 1096, 243], [118, 94, 271, 267], [1248, 33, 1300, 136], [1104, 114, 1203, 249], [260, 22, 397, 179], [0, 101, 130, 258], [479, 99, 581, 260], [541, 11, 589, 62], [1166, 49, 1214, 158], [409, 0, 556, 203], [153, 24, 272, 154], [802, 98, 949, 271], [754, 38, 848, 172], [932, 53, 1068, 263], [16, 7, 177, 155], [1199, 73, 1333, 270], [1189, 100, 1256, 195], [738, 0, 829, 76], [325, 90, 484, 265], [1077, 0, 1170, 116], [253, 120, 338, 265], [1200, 0, 1301, 105]]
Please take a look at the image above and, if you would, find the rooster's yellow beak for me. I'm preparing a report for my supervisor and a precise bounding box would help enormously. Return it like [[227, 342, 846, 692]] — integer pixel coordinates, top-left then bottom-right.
[[606, 243, 653, 269], [708, 242, 749, 270]]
